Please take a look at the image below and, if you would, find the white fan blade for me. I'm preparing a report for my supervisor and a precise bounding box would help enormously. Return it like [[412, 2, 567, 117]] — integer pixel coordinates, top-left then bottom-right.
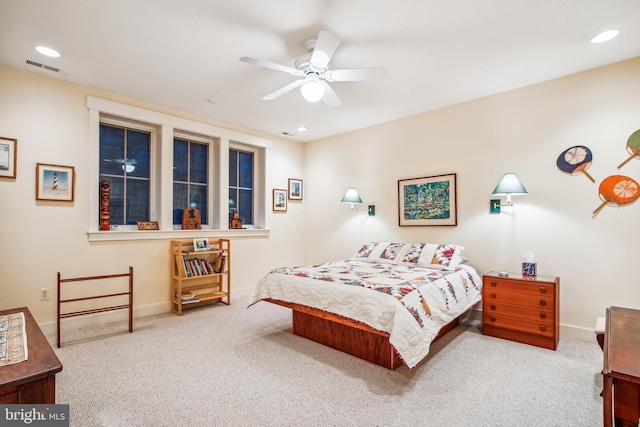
[[311, 31, 341, 69], [239, 57, 300, 76], [321, 81, 342, 108], [326, 67, 388, 82], [262, 79, 305, 100]]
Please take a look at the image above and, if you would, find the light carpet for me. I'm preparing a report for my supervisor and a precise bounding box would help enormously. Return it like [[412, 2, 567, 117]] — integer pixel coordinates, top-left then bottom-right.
[[49, 294, 603, 426]]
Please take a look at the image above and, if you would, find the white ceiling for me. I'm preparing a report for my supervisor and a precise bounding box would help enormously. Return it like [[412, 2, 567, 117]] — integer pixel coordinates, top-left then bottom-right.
[[1, 1, 639, 142]]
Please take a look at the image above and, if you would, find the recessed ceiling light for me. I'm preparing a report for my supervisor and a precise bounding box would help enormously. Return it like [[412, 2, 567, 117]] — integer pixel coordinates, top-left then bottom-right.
[[35, 46, 61, 57], [591, 29, 620, 44], [296, 126, 308, 132]]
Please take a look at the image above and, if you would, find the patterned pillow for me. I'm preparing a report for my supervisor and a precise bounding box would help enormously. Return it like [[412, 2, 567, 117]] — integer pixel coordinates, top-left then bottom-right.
[[352, 242, 408, 264], [399, 243, 465, 270]]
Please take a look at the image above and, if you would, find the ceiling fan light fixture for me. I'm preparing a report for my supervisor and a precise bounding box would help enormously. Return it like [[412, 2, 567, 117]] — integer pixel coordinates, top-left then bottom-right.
[[300, 80, 325, 103]]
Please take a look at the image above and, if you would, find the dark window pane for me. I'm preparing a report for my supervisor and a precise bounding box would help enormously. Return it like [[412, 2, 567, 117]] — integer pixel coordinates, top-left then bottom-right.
[[173, 182, 188, 225], [127, 129, 150, 178], [239, 188, 252, 224], [100, 125, 125, 176], [102, 176, 124, 225], [190, 184, 207, 223], [126, 179, 149, 224], [173, 139, 188, 182], [239, 151, 253, 188], [229, 150, 237, 187], [228, 189, 238, 219], [190, 142, 208, 184]]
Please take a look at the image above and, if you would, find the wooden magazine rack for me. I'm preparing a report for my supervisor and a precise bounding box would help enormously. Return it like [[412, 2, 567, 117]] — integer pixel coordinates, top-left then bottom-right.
[[57, 267, 133, 347]]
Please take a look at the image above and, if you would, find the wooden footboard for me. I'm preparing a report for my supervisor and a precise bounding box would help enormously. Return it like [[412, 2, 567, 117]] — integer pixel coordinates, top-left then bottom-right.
[[264, 298, 459, 369]]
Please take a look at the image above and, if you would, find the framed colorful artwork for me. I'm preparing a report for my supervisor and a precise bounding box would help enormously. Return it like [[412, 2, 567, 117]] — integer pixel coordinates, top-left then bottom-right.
[[0, 137, 17, 179], [398, 173, 457, 226], [273, 188, 287, 212], [288, 178, 303, 200], [36, 163, 75, 202]]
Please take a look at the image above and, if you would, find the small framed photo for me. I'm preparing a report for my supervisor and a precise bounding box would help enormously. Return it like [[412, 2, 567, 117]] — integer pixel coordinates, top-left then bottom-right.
[[288, 178, 303, 200], [193, 238, 210, 252], [0, 137, 17, 179], [273, 188, 288, 212], [398, 173, 457, 226], [36, 163, 75, 202], [137, 221, 159, 230]]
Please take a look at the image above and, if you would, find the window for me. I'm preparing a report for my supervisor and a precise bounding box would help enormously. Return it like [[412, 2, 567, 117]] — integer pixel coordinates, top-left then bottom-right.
[[87, 96, 270, 241], [229, 147, 253, 225], [173, 137, 209, 225], [99, 122, 151, 225]]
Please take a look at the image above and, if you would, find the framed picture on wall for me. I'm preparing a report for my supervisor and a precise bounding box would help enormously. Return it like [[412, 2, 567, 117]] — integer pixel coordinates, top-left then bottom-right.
[[36, 163, 75, 202], [0, 137, 17, 179], [273, 188, 288, 212], [398, 173, 457, 226], [288, 178, 303, 200]]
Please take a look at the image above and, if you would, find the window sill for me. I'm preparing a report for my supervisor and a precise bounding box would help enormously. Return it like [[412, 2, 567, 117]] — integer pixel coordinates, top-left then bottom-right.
[[87, 228, 270, 242]]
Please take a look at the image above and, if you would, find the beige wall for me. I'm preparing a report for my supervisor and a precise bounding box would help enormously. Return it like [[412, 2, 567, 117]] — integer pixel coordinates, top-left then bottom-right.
[[3, 57, 640, 340], [303, 57, 640, 336], [0, 64, 305, 327]]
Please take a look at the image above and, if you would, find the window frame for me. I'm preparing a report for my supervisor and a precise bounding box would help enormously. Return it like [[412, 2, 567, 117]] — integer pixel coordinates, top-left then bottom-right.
[[229, 142, 257, 227], [87, 96, 271, 242]]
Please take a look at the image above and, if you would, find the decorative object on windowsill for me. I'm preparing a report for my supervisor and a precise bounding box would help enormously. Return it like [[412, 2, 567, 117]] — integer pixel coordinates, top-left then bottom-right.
[[99, 179, 110, 231], [617, 129, 640, 169], [137, 221, 159, 230], [35, 163, 75, 202], [288, 178, 303, 200], [522, 251, 537, 277], [593, 175, 640, 215], [556, 145, 595, 182], [399, 173, 457, 226], [340, 188, 362, 209], [490, 173, 527, 214], [229, 211, 243, 229], [182, 208, 201, 229], [0, 136, 17, 179]]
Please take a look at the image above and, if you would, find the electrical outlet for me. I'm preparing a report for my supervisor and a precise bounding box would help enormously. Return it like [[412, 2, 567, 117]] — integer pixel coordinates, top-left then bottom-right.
[[40, 288, 50, 301]]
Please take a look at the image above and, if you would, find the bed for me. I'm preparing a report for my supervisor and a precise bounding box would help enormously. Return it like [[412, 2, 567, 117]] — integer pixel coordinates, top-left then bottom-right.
[[249, 242, 483, 370]]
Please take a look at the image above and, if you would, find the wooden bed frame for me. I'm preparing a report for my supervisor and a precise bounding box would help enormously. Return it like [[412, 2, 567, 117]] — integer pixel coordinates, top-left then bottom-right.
[[264, 298, 460, 369]]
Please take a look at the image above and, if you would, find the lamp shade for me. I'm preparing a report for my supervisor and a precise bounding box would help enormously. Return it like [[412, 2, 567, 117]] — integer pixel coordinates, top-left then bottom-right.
[[341, 188, 363, 208], [300, 80, 325, 102], [492, 173, 527, 196]]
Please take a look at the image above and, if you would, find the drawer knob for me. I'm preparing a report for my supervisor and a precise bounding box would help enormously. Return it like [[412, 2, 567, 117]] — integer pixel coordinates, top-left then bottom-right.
[[539, 286, 547, 294], [539, 299, 546, 307], [489, 316, 496, 322], [490, 293, 497, 299], [539, 325, 547, 332], [539, 312, 547, 319], [490, 305, 496, 311], [490, 281, 497, 287]]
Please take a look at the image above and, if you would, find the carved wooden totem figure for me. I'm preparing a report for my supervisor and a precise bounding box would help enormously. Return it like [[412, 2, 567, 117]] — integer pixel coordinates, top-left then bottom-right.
[[99, 180, 111, 230]]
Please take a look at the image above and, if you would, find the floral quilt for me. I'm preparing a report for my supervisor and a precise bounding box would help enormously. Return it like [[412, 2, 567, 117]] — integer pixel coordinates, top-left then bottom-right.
[[249, 260, 483, 369]]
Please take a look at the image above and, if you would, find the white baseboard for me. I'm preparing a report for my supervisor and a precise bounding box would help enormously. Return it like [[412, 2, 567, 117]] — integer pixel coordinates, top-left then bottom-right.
[[40, 290, 598, 346], [39, 286, 255, 337]]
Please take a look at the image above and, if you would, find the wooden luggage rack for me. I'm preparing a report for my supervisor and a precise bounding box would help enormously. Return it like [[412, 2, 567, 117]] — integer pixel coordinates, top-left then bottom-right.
[[57, 267, 134, 347]]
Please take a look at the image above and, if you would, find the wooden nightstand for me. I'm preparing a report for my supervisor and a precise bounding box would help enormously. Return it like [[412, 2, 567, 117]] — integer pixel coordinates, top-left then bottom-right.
[[482, 271, 559, 350]]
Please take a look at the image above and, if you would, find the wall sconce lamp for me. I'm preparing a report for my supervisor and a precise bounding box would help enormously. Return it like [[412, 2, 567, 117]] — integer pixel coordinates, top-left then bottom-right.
[[490, 173, 528, 213], [341, 188, 363, 209]]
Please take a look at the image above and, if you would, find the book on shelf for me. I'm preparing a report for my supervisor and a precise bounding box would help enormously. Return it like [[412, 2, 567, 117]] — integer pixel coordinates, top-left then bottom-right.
[[175, 290, 199, 303]]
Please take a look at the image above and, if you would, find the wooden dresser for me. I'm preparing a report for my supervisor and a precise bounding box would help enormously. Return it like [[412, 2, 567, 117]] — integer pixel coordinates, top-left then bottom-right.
[[0, 307, 63, 404], [482, 271, 559, 350]]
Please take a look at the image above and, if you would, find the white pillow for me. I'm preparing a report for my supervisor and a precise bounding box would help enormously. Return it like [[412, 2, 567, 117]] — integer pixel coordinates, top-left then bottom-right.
[[351, 242, 408, 264]]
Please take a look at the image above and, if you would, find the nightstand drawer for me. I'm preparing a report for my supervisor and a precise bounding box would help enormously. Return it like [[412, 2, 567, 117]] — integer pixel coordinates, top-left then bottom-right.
[[483, 277, 555, 296], [484, 290, 554, 308], [483, 301, 553, 323], [483, 313, 554, 338]]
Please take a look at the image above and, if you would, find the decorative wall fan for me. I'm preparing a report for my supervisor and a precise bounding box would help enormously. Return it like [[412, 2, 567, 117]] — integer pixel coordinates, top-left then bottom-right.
[[240, 30, 387, 108]]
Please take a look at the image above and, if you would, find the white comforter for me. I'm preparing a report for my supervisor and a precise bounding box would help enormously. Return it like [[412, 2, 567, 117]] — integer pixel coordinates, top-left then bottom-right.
[[249, 260, 483, 369]]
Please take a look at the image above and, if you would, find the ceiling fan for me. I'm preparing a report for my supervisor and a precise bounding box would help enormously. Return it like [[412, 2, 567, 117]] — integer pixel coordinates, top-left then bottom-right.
[[240, 30, 387, 108]]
